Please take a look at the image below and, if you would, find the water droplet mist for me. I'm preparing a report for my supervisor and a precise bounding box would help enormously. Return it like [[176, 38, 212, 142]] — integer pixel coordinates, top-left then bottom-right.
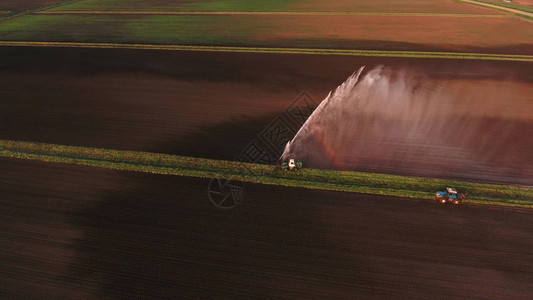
[[281, 66, 532, 185]]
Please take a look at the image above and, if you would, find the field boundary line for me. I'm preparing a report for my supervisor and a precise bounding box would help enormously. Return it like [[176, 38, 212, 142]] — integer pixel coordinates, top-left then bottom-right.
[[0, 41, 532, 61], [33, 10, 509, 18], [0, 139, 532, 208], [457, 0, 533, 20], [0, 0, 82, 21]]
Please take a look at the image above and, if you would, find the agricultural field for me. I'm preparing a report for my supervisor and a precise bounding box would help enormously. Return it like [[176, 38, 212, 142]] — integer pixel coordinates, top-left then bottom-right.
[[1, 47, 531, 158], [51, 0, 502, 14], [2, 157, 532, 298], [1, 0, 530, 54], [1, 11, 530, 54], [2, 139, 532, 207], [1, 0, 532, 298]]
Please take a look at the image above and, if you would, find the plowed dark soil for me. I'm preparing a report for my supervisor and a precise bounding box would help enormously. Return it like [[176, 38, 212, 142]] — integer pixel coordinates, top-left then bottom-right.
[[1, 157, 532, 298]]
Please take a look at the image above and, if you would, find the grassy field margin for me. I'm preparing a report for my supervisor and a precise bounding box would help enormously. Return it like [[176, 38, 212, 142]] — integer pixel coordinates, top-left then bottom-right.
[[0, 41, 532, 62], [459, 0, 533, 14], [1, 140, 531, 208], [34, 11, 509, 18], [456, 0, 533, 20]]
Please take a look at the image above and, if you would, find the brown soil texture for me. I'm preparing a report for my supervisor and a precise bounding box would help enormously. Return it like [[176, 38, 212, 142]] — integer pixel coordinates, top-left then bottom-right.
[[292, 0, 503, 14], [0, 157, 532, 298], [1, 46, 532, 184], [261, 15, 533, 55], [0, 0, 60, 11]]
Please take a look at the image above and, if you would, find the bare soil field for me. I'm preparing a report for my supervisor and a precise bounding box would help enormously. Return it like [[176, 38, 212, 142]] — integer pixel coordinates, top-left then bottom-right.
[[0, 0, 60, 11], [259, 14, 533, 54], [1, 1, 532, 298], [1, 47, 531, 161], [1, 157, 532, 298], [293, 0, 502, 14], [1, 14, 531, 54], [1, 47, 532, 184]]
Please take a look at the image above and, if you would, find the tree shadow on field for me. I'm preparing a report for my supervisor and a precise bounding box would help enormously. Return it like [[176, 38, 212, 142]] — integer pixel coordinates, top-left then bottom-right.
[[158, 112, 282, 161], [50, 89, 533, 298], [60, 117, 373, 298]]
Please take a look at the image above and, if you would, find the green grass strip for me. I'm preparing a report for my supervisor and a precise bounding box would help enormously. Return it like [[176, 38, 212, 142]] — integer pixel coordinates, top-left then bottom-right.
[[0, 41, 532, 62], [456, 0, 533, 20], [1, 139, 532, 208], [458, 0, 533, 14]]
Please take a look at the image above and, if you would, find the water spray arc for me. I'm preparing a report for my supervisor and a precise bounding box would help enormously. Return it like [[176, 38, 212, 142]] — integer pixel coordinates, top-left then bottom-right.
[[282, 66, 366, 170], [281, 65, 532, 185]]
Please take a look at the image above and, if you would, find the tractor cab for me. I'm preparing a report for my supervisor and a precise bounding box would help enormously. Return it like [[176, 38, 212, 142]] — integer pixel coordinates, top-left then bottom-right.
[[446, 188, 458, 199], [447, 187, 457, 194]]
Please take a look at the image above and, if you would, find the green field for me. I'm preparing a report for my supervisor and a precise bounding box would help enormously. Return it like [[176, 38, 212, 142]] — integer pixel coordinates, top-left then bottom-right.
[[0, 14, 253, 45], [50, 0, 300, 12], [50, 0, 500, 14], [48, 0, 290, 11], [1, 140, 532, 208], [0, 0, 529, 55]]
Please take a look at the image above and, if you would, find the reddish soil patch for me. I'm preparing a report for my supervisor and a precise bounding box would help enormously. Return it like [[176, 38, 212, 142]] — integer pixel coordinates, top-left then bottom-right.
[[293, 0, 503, 14], [0, 0, 60, 11], [251, 15, 533, 54], [1, 157, 532, 298]]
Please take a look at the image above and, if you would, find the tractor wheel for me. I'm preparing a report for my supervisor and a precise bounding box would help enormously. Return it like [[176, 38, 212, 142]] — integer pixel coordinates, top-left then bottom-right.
[[439, 198, 447, 204], [453, 199, 460, 205]]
